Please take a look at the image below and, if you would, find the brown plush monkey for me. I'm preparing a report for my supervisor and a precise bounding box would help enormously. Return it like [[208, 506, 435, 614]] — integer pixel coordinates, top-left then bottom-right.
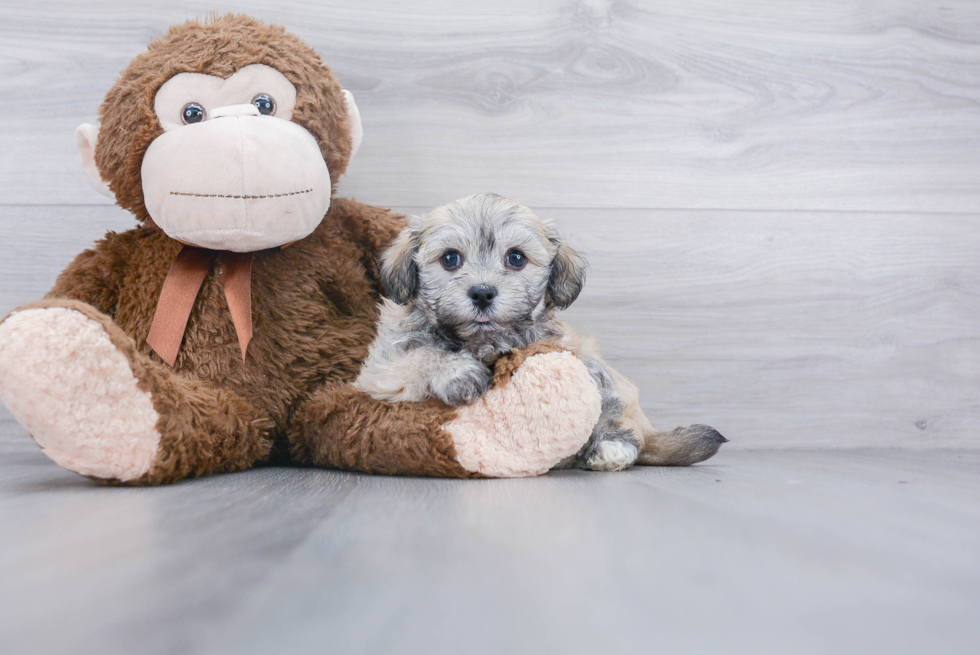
[[0, 15, 609, 484], [0, 15, 718, 485]]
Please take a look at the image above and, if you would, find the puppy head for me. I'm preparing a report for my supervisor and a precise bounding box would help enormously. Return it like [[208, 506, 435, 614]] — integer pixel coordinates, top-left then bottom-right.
[[380, 193, 587, 338]]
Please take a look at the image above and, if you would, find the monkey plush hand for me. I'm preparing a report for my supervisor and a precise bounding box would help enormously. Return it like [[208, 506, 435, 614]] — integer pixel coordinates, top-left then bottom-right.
[[0, 15, 600, 484]]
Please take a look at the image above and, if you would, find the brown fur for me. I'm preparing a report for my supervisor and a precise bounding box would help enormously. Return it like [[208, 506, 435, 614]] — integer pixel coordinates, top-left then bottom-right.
[[289, 384, 477, 478]]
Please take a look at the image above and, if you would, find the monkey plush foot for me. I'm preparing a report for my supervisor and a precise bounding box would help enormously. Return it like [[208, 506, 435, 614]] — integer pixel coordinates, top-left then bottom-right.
[[0, 301, 274, 485], [0, 306, 161, 481], [444, 348, 601, 477]]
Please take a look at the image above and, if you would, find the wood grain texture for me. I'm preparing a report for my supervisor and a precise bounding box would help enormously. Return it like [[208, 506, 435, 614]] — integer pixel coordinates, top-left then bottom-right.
[[0, 0, 979, 210], [551, 207, 980, 449], [1, 442, 978, 654], [1, 204, 977, 449]]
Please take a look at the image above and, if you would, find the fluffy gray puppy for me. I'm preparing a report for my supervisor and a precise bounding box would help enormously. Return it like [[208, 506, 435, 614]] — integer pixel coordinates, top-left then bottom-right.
[[354, 193, 727, 471]]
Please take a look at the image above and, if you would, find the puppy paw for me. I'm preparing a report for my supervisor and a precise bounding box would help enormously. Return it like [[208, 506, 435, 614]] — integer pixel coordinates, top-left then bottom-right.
[[429, 357, 493, 407], [585, 439, 639, 472]]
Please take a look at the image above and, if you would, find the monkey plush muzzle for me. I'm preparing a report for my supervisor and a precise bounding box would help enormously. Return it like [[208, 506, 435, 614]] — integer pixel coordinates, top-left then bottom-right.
[[141, 103, 332, 252]]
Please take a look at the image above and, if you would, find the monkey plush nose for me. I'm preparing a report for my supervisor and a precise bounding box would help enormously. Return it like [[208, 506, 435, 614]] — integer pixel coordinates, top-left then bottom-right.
[[468, 285, 497, 310], [210, 104, 261, 119]]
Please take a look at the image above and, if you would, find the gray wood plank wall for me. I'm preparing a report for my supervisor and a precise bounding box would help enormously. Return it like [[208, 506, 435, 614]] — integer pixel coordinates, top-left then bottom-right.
[[1, 0, 978, 449]]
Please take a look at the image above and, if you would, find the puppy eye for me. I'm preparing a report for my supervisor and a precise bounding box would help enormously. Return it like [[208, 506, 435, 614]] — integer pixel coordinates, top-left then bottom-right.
[[181, 102, 206, 124], [441, 250, 463, 271], [251, 93, 276, 116], [506, 250, 527, 270]]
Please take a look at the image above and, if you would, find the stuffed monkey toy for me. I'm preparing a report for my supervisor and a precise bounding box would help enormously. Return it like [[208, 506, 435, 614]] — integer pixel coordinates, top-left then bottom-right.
[[0, 15, 717, 485]]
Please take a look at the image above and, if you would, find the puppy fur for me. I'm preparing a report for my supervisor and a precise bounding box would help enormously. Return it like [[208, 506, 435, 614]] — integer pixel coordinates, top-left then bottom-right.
[[354, 193, 727, 471]]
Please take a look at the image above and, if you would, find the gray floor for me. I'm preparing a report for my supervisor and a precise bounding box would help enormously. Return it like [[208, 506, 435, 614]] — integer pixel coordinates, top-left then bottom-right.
[[2, 433, 977, 655]]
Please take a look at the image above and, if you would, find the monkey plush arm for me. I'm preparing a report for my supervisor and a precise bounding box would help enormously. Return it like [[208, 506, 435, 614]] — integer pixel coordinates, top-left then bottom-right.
[[289, 343, 603, 478], [329, 198, 406, 293], [289, 381, 477, 477], [44, 233, 129, 317]]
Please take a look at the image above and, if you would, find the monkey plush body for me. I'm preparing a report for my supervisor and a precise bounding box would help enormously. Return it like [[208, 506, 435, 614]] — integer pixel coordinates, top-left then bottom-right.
[[0, 16, 604, 484]]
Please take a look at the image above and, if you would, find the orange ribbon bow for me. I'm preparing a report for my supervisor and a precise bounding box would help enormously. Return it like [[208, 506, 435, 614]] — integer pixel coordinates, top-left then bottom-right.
[[146, 246, 253, 367]]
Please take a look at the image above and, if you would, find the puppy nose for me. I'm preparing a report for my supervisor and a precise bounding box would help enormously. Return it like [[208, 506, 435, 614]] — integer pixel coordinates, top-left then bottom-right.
[[468, 284, 497, 310]]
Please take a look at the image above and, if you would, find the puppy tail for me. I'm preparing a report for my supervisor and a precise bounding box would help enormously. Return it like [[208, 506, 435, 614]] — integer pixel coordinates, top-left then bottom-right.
[[608, 367, 728, 466], [636, 424, 728, 466]]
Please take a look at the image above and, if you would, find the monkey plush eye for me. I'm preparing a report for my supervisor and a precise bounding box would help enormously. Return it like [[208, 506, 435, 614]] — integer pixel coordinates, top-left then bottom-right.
[[251, 93, 277, 116], [180, 102, 206, 124], [441, 250, 463, 271], [506, 250, 527, 270]]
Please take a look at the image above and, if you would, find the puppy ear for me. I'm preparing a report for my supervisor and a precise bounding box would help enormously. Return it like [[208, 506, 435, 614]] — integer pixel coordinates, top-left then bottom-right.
[[547, 239, 587, 310], [380, 224, 419, 304]]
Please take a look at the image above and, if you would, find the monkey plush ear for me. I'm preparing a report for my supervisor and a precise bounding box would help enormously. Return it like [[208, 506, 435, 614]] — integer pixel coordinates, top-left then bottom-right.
[[547, 240, 588, 310], [75, 124, 113, 198], [380, 223, 419, 305], [342, 90, 363, 162]]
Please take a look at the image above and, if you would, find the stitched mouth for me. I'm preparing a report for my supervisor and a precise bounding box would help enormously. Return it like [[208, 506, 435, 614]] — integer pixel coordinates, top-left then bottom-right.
[[169, 189, 313, 199]]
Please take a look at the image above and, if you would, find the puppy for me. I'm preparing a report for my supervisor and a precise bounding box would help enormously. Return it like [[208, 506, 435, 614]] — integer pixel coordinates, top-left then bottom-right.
[[354, 193, 727, 471]]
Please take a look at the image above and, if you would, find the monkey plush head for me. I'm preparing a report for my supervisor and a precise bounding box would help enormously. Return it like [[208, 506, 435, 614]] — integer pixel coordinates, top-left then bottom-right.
[[76, 14, 362, 252]]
